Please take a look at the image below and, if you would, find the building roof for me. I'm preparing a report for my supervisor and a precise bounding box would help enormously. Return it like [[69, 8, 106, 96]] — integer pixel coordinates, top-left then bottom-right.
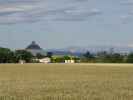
[[26, 41, 42, 50]]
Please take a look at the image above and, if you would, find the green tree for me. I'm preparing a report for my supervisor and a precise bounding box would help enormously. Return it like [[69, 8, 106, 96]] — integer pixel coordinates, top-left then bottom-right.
[[47, 52, 53, 58], [96, 51, 124, 63], [81, 51, 95, 62], [96, 51, 108, 63], [36, 53, 45, 59], [51, 56, 65, 63], [0, 47, 15, 63], [15, 50, 33, 63], [126, 53, 133, 63], [109, 53, 124, 63], [63, 56, 71, 60]]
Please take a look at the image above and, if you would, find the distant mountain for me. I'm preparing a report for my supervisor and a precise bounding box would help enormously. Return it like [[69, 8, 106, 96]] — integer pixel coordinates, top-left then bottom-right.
[[48, 49, 82, 57], [47, 45, 133, 56], [63, 45, 133, 53]]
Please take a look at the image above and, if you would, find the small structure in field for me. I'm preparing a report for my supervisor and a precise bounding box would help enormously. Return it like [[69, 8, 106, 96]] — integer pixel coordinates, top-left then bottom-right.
[[65, 60, 75, 63], [39, 57, 51, 63], [19, 60, 25, 64]]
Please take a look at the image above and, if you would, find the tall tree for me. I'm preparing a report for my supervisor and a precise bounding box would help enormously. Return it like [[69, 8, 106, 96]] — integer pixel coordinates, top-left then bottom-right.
[[0, 47, 15, 63], [36, 53, 45, 59], [82, 51, 95, 62], [126, 53, 133, 63], [47, 52, 53, 58], [15, 50, 33, 63]]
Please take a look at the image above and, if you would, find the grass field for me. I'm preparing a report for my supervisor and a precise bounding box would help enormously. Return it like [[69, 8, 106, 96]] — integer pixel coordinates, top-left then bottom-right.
[[0, 63, 133, 100]]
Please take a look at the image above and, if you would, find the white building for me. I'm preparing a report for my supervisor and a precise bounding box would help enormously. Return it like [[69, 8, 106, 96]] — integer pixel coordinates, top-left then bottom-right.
[[39, 57, 51, 63], [19, 60, 26, 64], [65, 60, 75, 63]]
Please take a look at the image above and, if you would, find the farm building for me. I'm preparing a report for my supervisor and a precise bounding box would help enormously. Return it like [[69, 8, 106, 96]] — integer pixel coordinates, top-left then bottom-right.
[[65, 60, 75, 63], [39, 57, 51, 63], [19, 60, 26, 64], [33, 57, 51, 63]]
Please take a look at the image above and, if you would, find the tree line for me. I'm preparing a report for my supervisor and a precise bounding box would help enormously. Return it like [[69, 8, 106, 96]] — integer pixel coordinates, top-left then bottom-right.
[[0, 47, 52, 63], [81, 51, 133, 63], [0, 48, 33, 63], [1, 47, 133, 63]]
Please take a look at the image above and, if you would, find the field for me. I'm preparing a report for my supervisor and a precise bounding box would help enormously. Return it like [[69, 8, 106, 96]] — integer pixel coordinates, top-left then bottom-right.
[[0, 63, 133, 100]]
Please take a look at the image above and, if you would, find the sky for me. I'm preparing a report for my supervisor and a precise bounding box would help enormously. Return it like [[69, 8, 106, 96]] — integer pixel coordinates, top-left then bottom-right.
[[0, 0, 133, 49]]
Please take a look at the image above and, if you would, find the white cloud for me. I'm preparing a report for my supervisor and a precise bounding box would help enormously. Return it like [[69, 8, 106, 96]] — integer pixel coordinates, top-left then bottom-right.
[[0, 0, 102, 24]]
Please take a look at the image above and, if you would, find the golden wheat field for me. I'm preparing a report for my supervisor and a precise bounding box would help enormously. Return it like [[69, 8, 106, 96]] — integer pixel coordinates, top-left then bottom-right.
[[0, 63, 133, 100]]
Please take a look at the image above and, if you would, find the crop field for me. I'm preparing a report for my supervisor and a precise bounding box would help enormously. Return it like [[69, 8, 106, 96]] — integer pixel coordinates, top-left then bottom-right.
[[0, 63, 133, 100]]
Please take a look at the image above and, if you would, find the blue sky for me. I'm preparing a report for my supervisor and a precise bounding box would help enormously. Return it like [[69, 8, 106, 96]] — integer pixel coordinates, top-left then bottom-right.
[[0, 0, 133, 49]]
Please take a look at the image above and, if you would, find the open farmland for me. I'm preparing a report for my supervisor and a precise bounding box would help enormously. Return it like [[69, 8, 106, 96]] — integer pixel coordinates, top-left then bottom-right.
[[0, 64, 133, 100]]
